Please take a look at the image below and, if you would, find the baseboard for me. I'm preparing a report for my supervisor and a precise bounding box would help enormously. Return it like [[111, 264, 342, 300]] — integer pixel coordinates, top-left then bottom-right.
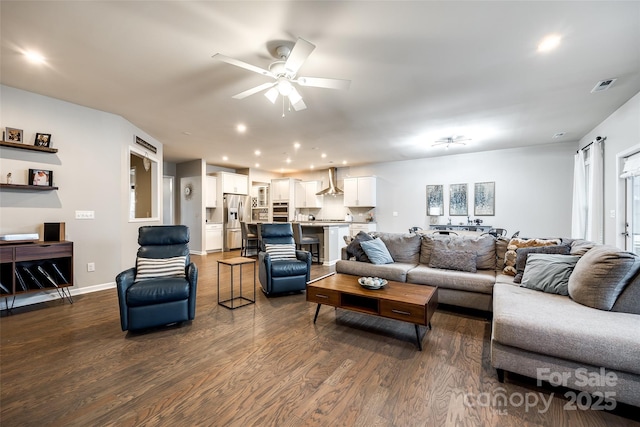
[[1, 281, 116, 311], [190, 250, 207, 256]]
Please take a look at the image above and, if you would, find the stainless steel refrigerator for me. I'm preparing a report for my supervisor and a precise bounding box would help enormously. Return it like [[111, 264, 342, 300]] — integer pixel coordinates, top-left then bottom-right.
[[223, 194, 251, 251]]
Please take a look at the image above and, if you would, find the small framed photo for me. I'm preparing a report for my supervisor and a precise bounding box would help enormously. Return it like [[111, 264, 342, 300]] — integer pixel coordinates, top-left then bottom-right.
[[29, 169, 53, 187], [34, 133, 52, 147], [5, 127, 24, 143]]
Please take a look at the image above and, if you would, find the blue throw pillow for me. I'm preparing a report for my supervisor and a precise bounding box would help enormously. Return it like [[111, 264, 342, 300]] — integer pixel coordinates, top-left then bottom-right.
[[360, 238, 394, 265]]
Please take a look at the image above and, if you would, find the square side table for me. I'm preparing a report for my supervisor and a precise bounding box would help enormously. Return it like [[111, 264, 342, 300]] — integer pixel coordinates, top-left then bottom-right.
[[217, 256, 256, 309]]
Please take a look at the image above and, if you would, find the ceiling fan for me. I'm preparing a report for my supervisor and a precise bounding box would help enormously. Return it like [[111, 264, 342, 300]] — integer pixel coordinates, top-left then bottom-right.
[[432, 136, 472, 148], [212, 38, 350, 114]]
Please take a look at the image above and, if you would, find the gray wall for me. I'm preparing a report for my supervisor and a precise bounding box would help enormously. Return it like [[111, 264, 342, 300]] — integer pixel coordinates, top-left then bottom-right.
[[0, 85, 163, 307]]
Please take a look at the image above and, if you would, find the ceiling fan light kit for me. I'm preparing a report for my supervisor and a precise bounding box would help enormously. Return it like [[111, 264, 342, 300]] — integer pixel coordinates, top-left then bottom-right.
[[212, 37, 351, 115], [432, 136, 472, 149]]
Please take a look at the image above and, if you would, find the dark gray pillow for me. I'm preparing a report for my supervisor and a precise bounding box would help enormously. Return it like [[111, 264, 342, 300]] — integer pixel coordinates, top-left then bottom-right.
[[513, 244, 570, 284], [520, 254, 581, 295], [346, 231, 373, 262], [429, 249, 477, 273]]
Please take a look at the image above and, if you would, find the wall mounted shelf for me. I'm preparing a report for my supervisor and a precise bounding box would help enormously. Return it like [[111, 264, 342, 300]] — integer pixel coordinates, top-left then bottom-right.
[[0, 184, 59, 191], [0, 140, 58, 153]]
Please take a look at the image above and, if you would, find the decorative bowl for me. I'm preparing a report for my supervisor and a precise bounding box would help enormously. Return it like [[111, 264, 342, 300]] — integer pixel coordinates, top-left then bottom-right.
[[358, 277, 388, 289]]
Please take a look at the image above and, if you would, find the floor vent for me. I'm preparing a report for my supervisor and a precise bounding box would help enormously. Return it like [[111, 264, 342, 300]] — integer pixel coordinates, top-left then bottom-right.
[[591, 78, 617, 93]]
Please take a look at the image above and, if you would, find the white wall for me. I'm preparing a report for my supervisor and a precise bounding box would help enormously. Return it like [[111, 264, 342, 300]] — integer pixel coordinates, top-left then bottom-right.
[[0, 85, 163, 306], [578, 91, 640, 247]]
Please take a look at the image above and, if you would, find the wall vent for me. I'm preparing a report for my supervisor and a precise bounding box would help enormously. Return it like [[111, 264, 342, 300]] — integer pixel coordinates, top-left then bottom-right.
[[552, 132, 566, 139], [591, 78, 617, 93]]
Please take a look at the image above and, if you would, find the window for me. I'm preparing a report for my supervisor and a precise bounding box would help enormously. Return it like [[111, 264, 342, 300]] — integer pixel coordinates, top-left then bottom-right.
[[621, 151, 640, 254]]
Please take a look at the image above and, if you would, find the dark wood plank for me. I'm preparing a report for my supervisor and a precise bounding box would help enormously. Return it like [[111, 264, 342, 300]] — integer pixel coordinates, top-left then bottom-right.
[[1, 250, 637, 426]]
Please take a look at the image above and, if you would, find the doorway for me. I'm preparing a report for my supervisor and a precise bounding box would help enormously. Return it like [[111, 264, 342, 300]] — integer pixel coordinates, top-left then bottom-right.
[[163, 176, 174, 225]]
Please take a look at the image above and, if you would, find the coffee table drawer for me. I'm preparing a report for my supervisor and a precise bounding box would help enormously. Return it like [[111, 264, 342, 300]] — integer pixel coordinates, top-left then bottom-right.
[[380, 300, 425, 324], [307, 287, 340, 306]]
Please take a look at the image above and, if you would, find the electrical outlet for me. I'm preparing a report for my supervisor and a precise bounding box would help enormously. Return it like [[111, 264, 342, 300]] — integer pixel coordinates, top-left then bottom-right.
[[87, 262, 95, 272]]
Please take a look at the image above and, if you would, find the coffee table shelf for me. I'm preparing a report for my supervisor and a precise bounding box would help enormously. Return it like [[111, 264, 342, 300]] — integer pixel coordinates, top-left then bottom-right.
[[307, 273, 438, 350]]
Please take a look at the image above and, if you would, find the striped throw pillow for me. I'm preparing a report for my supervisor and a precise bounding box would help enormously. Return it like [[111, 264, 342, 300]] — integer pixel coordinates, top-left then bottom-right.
[[265, 243, 297, 260], [136, 256, 186, 281]]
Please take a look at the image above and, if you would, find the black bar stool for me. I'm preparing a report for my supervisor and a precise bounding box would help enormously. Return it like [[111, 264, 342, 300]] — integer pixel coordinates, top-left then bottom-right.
[[292, 222, 320, 263]]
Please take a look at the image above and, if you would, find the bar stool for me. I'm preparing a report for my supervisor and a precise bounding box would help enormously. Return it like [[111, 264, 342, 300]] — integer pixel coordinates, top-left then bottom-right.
[[292, 222, 320, 263], [240, 222, 259, 257]]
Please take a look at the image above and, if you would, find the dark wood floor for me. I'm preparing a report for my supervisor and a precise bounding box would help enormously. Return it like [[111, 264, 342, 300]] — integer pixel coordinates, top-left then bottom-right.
[[1, 251, 638, 426]]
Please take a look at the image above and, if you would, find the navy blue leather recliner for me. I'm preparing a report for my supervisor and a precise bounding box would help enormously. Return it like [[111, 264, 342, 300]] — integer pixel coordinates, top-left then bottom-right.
[[258, 223, 311, 295], [116, 225, 198, 331]]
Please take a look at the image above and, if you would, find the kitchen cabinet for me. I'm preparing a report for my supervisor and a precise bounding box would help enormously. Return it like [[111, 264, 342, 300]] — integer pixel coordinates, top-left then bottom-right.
[[344, 176, 377, 207], [295, 180, 322, 208], [271, 178, 297, 202], [206, 223, 223, 252], [219, 172, 248, 195], [350, 223, 377, 238], [205, 176, 217, 208]]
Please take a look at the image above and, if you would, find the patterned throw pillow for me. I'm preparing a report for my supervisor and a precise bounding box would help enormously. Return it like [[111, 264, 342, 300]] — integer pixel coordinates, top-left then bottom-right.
[[503, 238, 561, 276], [136, 256, 186, 281], [429, 249, 478, 273], [265, 243, 297, 260]]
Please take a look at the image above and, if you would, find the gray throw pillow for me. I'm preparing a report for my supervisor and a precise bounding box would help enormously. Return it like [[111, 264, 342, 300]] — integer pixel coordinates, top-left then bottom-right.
[[360, 238, 394, 265], [429, 249, 477, 273], [513, 244, 570, 284], [568, 245, 640, 310], [346, 231, 373, 262], [520, 254, 581, 295]]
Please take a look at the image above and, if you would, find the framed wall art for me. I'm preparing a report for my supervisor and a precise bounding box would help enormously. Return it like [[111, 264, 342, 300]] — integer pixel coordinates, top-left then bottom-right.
[[426, 184, 444, 216], [449, 183, 468, 216], [5, 127, 23, 143], [474, 181, 495, 216], [29, 169, 53, 187]]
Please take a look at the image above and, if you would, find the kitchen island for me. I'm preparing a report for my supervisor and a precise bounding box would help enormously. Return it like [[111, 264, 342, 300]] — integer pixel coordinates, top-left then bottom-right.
[[299, 222, 350, 266]]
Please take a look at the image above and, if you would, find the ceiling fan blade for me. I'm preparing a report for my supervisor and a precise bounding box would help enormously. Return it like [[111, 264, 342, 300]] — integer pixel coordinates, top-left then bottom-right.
[[212, 53, 272, 77], [264, 87, 279, 104], [232, 82, 276, 100], [296, 76, 351, 90], [284, 38, 316, 76], [292, 98, 307, 111]]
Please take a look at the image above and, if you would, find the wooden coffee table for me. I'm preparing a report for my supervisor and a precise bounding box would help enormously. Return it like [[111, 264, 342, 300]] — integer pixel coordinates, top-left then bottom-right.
[[307, 273, 438, 350]]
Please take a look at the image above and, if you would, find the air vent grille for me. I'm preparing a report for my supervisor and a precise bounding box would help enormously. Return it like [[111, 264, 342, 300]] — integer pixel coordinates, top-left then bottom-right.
[[591, 78, 617, 93]]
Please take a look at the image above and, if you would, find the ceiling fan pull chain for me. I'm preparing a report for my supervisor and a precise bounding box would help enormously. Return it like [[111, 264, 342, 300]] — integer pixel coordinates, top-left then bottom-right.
[[282, 96, 285, 118]]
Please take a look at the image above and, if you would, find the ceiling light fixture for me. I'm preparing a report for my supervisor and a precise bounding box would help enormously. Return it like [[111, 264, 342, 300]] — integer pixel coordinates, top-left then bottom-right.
[[24, 50, 46, 64], [255, 163, 260, 168], [432, 136, 471, 149], [236, 124, 247, 133], [293, 142, 301, 149], [537, 34, 561, 52], [254, 150, 261, 156], [321, 153, 327, 158], [222, 156, 228, 161]]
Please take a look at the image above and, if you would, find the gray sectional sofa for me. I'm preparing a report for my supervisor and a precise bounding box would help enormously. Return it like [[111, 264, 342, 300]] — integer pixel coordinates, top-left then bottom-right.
[[336, 231, 640, 407]]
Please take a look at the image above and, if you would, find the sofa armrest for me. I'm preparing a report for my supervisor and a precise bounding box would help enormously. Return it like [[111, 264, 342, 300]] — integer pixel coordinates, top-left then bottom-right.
[[115, 267, 136, 331]]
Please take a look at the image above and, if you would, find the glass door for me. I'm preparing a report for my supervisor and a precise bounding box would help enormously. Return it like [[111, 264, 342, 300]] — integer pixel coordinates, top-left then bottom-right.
[[625, 176, 640, 255]]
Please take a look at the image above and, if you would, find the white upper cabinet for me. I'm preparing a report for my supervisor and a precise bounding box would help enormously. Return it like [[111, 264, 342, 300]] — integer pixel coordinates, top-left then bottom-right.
[[205, 176, 217, 208], [220, 172, 248, 195], [271, 178, 297, 202], [295, 181, 322, 208], [343, 176, 377, 207]]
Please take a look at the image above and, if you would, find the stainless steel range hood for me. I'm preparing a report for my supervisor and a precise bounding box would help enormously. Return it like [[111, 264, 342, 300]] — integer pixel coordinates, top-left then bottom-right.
[[316, 167, 343, 196]]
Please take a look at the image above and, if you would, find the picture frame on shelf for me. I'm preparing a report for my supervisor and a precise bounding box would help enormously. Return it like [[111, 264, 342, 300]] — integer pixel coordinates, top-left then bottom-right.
[[426, 184, 444, 216], [474, 181, 495, 216], [34, 133, 52, 147], [29, 169, 53, 187], [449, 183, 468, 216], [5, 127, 24, 143]]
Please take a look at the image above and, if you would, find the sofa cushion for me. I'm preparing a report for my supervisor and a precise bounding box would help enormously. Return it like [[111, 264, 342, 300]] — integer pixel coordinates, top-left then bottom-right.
[[612, 270, 640, 315], [513, 244, 570, 283], [429, 249, 477, 273], [492, 283, 640, 376], [520, 254, 581, 295], [495, 237, 509, 271], [135, 256, 186, 281], [336, 260, 415, 282], [568, 245, 640, 310], [360, 238, 394, 265], [420, 234, 496, 270], [503, 238, 561, 276], [373, 232, 422, 263], [126, 277, 190, 306], [407, 266, 495, 295], [265, 243, 297, 260], [569, 239, 597, 256], [346, 231, 373, 262]]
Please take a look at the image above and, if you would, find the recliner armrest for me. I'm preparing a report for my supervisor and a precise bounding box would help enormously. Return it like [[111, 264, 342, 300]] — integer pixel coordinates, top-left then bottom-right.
[[115, 267, 136, 331]]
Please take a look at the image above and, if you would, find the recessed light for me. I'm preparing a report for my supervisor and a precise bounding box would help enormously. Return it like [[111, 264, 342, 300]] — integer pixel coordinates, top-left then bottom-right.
[[286, 158, 291, 164], [294, 142, 301, 149], [310, 165, 315, 169], [183, 131, 192, 136], [255, 163, 260, 168], [342, 160, 347, 165], [24, 50, 45, 64], [236, 124, 247, 133], [321, 153, 327, 158], [222, 156, 228, 161], [254, 150, 261, 156], [537, 34, 561, 52]]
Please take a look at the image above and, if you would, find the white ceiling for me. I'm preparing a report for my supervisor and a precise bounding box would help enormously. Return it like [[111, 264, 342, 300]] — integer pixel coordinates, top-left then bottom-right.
[[2, 1, 639, 173]]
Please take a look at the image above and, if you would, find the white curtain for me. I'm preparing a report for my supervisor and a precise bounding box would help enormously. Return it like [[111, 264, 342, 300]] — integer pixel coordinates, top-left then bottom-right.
[[571, 152, 587, 238], [586, 141, 604, 243]]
